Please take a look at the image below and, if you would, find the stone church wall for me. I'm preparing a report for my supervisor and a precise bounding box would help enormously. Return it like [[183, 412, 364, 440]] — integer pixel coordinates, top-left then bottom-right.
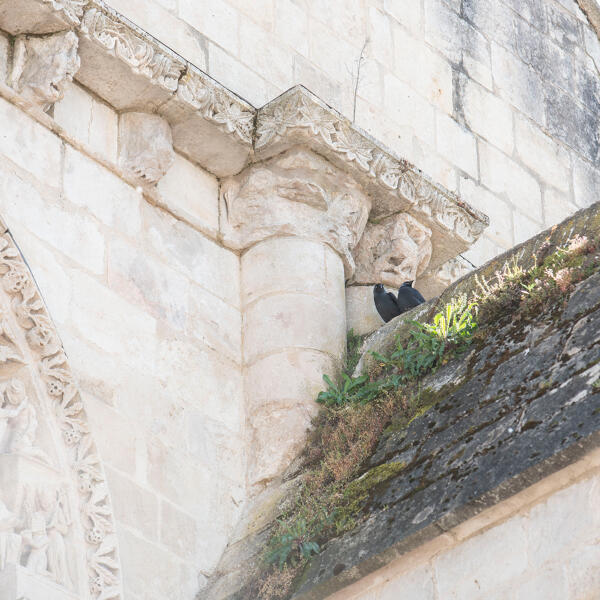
[[0, 81, 245, 597], [100, 0, 600, 269]]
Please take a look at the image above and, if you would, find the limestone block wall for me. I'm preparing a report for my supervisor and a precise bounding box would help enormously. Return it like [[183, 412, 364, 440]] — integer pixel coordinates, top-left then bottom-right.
[[0, 84, 244, 598], [329, 466, 600, 600], [101, 0, 600, 271]]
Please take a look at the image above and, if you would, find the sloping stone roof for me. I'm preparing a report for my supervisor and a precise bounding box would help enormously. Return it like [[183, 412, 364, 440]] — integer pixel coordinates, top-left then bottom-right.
[[293, 201, 600, 599]]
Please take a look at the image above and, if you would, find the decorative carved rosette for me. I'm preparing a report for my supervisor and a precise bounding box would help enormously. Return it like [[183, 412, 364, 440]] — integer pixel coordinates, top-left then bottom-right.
[[177, 70, 254, 145], [80, 6, 184, 92], [0, 232, 122, 599]]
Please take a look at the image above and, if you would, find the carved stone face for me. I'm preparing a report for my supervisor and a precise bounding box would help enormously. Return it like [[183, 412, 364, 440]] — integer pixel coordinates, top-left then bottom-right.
[[352, 214, 433, 287], [10, 31, 80, 111]]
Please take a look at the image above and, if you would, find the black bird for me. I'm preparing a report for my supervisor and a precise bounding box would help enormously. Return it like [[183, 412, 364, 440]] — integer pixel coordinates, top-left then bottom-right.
[[373, 283, 402, 323], [396, 280, 426, 312]]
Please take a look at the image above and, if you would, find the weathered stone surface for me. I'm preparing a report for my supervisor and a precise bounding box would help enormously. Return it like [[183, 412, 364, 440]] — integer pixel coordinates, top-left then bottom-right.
[[119, 112, 175, 183], [9, 31, 80, 111], [351, 214, 432, 287]]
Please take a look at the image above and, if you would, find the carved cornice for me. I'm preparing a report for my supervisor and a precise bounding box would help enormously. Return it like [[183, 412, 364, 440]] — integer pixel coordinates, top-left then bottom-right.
[[0, 0, 488, 262], [255, 87, 488, 257], [0, 229, 123, 599], [79, 5, 183, 93]]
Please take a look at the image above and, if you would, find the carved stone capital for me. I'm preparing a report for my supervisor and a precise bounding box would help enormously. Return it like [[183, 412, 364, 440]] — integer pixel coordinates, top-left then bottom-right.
[[220, 148, 370, 277], [351, 214, 433, 287], [9, 31, 80, 111], [118, 112, 175, 184]]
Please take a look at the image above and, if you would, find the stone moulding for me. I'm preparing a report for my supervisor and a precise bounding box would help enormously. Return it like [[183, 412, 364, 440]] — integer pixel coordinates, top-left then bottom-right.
[[0, 0, 488, 268], [0, 225, 123, 599]]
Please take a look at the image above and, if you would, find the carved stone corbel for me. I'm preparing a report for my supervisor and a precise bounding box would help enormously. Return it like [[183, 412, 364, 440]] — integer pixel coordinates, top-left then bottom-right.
[[351, 214, 433, 287], [118, 112, 175, 184], [9, 31, 80, 111]]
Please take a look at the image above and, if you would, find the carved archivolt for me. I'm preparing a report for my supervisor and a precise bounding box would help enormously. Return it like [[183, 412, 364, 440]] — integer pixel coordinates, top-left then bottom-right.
[[0, 230, 122, 599]]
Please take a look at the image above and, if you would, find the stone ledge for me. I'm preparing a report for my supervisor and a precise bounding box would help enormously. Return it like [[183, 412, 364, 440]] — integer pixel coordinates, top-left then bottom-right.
[[0, 0, 488, 272]]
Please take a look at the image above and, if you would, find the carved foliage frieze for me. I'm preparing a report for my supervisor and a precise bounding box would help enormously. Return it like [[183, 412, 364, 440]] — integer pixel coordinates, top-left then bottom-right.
[[256, 89, 488, 245], [177, 70, 254, 145], [0, 232, 122, 599], [80, 6, 184, 92]]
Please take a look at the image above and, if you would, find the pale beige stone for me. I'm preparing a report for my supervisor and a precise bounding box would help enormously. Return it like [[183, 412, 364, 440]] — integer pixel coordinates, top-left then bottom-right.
[[369, 7, 394, 67], [157, 153, 219, 237], [276, 0, 309, 55], [459, 177, 514, 247], [513, 210, 542, 245], [248, 403, 315, 487], [146, 438, 213, 517], [243, 293, 346, 365], [179, 0, 239, 56], [384, 73, 436, 148], [352, 214, 432, 287], [0, 564, 80, 600], [0, 97, 63, 188], [479, 141, 542, 220], [513, 565, 569, 600], [434, 515, 528, 597], [543, 188, 578, 227], [189, 283, 242, 365], [462, 78, 514, 155], [393, 26, 454, 114], [239, 16, 294, 90], [160, 500, 199, 561], [573, 155, 600, 209], [154, 337, 244, 435], [64, 145, 142, 237], [244, 349, 337, 411], [207, 42, 271, 108], [378, 564, 435, 600], [436, 113, 478, 178], [515, 114, 571, 193], [385, 0, 422, 34], [119, 526, 197, 600], [527, 476, 600, 569], [241, 237, 345, 308], [10, 31, 80, 111], [141, 202, 241, 308], [108, 236, 190, 330], [69, 269, 158, 370], [119, 112, 175, 184], [54, 82, 119, 162], [83, 393, 138, 476], [105, 467, 159, 542], [346, 285, 385, 336], [0, 166, 106, 274]]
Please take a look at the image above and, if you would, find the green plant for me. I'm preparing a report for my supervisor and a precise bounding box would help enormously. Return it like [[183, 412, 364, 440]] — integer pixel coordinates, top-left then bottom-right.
[[316, 374, 381, 406], [266, 512, 329, 569], [384, 295, 478, 382]]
